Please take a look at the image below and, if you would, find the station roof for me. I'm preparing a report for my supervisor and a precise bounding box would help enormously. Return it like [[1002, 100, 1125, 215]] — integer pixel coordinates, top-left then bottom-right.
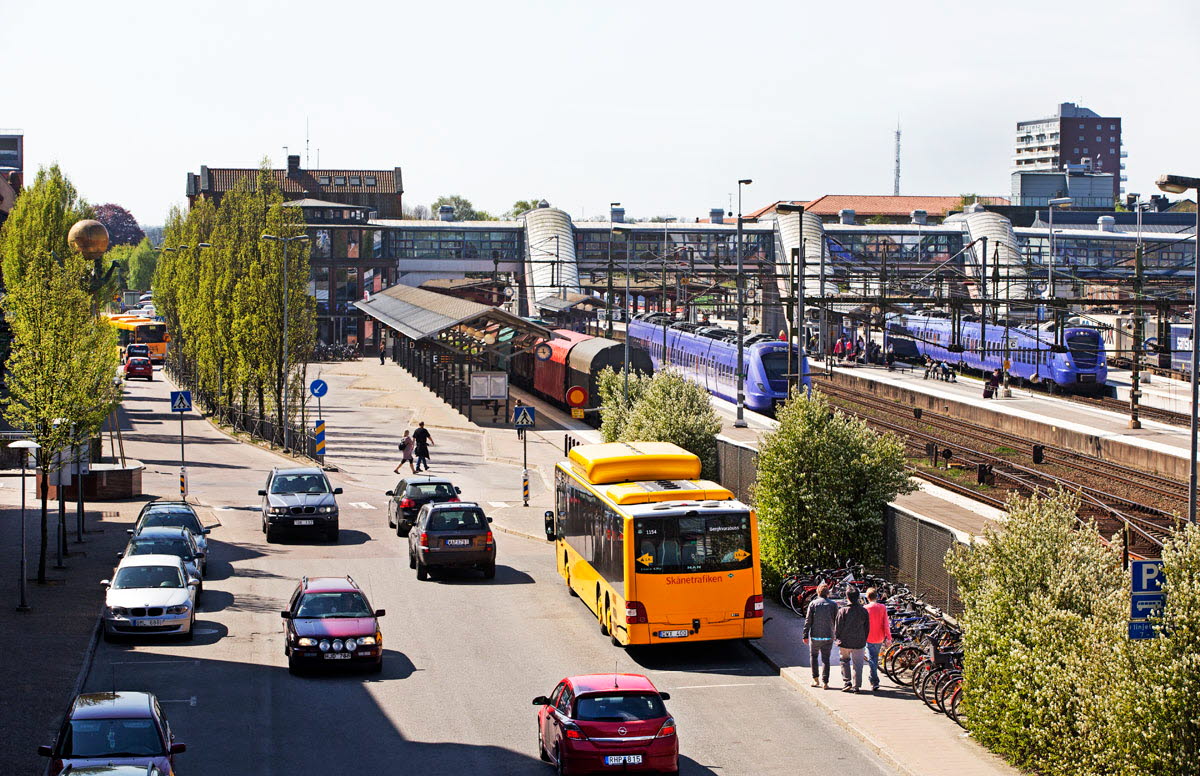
[[355, 283, 556, 357], [535, 292, 609, 312]]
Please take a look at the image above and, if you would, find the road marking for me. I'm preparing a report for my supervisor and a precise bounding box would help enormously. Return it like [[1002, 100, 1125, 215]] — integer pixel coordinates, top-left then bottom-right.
[[670, 682, 761, 689], [488, 501, 510, 508], [160, 697, 199, 706], [349, 502, 376, 510]]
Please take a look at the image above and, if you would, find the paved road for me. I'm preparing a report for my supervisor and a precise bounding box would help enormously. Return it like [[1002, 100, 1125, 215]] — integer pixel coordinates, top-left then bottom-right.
[[79, 368, 897, 775]]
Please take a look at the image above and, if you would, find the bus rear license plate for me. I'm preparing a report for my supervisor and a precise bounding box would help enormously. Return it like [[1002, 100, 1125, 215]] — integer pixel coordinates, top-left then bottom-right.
[[658, 630, 690, 638], [605, 756, 643, 765], [294, 520, 314, 526]]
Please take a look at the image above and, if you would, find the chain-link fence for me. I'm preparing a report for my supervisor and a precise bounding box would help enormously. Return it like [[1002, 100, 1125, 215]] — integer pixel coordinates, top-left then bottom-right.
[[885, 505, 962, 614], [715, 437, 759, 504]]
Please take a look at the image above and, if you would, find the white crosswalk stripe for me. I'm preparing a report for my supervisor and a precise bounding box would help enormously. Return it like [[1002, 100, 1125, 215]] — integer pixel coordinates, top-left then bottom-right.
[[349, 502, 377, 510]]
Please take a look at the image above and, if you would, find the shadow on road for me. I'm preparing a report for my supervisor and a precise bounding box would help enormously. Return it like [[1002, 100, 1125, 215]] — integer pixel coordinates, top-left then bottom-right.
[[197, 589, 280, 615], [429, 565, 536, 586], [627, 641, 776, 679]]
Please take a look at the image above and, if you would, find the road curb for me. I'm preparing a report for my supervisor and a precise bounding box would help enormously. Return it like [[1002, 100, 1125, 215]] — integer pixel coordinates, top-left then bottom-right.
[[491, 521, 549, 544], [743, 639, 921, 776]]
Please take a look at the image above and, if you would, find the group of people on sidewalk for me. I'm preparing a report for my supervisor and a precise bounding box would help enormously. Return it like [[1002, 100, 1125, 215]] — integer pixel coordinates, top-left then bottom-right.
[[393, 422, 435, 474], [801, 584, 891, 693]]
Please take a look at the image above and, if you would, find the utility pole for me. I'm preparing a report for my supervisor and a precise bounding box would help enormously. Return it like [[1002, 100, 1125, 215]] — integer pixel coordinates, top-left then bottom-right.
[[979, 236, 988, 363], [605, 202, 619, 339], [734, 179, 752, 428], [1130, 203, 1145, 429]]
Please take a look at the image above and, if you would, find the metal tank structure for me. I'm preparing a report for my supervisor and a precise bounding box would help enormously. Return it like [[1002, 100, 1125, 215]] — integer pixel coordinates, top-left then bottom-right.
[[943, 205, 1031, 306], [520, 202, 580, 315]]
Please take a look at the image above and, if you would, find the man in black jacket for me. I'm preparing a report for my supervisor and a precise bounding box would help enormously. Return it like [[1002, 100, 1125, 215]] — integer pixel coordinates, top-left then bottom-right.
[[834, 588, 870, 692], [802, 583, 838, 689]]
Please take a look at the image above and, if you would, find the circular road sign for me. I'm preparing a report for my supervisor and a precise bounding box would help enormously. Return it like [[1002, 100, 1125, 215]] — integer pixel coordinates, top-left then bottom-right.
[[534, 343, 553, 362], [565, 385, 588, 408], [309, 379, 329, 398]]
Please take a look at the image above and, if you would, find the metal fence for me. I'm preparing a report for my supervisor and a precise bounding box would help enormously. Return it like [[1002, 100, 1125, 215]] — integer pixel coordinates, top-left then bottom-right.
[[715, 437, 759, 504], [885, 505, 962, 614]]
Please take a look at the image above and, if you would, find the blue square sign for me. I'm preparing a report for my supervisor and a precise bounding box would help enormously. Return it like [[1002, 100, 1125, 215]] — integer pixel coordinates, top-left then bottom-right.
[[1130, 593, 1164, 620], [1131, 560, 1164, 594]]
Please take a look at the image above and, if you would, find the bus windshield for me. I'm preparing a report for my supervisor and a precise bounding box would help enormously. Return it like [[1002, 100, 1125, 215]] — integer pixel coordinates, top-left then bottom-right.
[[134, 324, 166, 343], [632, 512, 752, 574]]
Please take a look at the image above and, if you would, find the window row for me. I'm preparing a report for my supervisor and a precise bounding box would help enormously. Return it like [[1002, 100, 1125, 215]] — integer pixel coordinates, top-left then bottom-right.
[[317, 175, 378, 186]]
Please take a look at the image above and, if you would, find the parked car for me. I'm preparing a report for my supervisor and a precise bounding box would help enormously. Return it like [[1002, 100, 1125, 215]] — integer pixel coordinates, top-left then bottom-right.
[[124, 343, 150, 362], [386, 475, 462, 536], [533, 674, 676, 775], [101, 555, 198, 641], [120, 525, 205, 595], [407, 501, 495, 580], [38, 691, 186, 775], [124, 357, 153, 381], [260, 467, 342, 542], [280, 575, 385, 674], [134, 501, 211, 574]]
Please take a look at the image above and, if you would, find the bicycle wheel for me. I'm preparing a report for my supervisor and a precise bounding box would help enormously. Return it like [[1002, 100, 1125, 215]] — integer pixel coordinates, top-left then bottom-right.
[[891, 647, 922, 687], [919, 668, 946, 711], [910, 659, 933, 694], [948, 684, 967, 729], [937, 673, 962, 716]]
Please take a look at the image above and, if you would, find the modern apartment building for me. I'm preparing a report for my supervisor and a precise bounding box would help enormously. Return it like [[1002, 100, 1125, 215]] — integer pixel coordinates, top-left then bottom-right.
[[0, 129, 23, 229], [1013, 102, 1124, 201]]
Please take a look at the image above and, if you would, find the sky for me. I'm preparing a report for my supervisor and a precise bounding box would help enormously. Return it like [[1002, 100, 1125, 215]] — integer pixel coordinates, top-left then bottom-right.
[[7, 0, 1200, 226]]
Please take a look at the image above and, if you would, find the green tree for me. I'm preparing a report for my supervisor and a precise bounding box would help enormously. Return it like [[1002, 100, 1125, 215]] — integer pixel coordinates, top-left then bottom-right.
[[431, 194, 493, 221], [504, 198, 543, 218], [0, 164, 91, 287], [753, 389, 913, 580], [104, 238, 159, 291]]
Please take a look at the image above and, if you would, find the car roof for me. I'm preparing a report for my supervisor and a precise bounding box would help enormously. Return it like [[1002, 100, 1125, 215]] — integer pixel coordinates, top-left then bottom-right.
[[403, 475, 455, 485], [427, 500, 479, 510], [131, 526, 191, 539], [273, 467, 324, 476], [568, 674, 658, 695], [70, 691, 155, 719], [301, 576, 361, 593], [143, 501, 196, 513], [117, 554, 185, 569]]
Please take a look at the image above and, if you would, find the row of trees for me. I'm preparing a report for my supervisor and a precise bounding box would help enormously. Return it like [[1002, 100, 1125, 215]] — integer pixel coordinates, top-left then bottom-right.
[[947, 493, 1198, 775], [0, 165, 121, 582], [153, 164, 315, 437]]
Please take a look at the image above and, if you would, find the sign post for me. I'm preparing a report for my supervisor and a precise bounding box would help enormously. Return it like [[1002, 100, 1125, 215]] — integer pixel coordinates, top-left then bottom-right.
[[309, 380, 328, 459], [170, 390, 192, 500], [513, 405, 536, 506], [1129, 559, 1165, 639]]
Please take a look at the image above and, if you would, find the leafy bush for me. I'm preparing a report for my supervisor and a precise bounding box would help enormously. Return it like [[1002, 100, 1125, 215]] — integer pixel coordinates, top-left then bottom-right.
[[753, 389, 912, 583]]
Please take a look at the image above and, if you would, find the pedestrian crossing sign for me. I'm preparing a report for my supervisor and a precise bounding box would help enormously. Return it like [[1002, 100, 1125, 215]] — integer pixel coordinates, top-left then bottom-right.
[[513, 406, 536, 427], [170, 390, 192, 413]]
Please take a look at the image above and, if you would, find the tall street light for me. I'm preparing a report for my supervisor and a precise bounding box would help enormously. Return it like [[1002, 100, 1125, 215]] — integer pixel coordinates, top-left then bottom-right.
[[261, 233, 311, 451], [661, 217, 677, 364], [734, 178, 752, 428], [1046, 197, 1071, 348], [605, 202, 621, 338], [9, 440, 39, 611], [614, 225, 633, 400], [1156, 173, 1200, 525]]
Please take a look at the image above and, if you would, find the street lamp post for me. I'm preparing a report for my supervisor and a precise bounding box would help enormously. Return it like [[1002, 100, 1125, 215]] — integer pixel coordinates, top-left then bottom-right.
[[261, 234, 311, 451], [1047, 197, 1071, 348], [9, 440, 39, 611], [615, 225, 633, 400], [606, 202, 620, 339], [661, 218, 676, 363], [734, 179, 752, 428], [1156, 173, 1200, 525]]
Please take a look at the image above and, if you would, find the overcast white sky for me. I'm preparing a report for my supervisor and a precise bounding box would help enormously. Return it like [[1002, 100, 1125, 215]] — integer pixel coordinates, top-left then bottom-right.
[[7, 0, 1200, 226]]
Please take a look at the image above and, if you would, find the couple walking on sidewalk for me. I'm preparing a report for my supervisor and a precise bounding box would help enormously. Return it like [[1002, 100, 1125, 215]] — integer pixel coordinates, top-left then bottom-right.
[[394, 422, 434, 474], [801, 585, 891, 692]]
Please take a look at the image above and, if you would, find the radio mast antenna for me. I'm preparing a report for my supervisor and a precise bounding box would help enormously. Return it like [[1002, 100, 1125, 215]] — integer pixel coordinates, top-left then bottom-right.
[[893, 121, 901, 197]]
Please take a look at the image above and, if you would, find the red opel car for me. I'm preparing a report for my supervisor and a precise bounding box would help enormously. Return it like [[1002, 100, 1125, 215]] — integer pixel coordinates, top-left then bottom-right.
[[534, 674, 677, 774], [281, 575, 385, 674], [124, 357, 153, 381]]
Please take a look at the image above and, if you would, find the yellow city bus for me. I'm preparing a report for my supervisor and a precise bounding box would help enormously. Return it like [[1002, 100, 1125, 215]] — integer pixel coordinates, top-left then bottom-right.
[[547, 441, 763, 646], [107, 315, 169, 363]]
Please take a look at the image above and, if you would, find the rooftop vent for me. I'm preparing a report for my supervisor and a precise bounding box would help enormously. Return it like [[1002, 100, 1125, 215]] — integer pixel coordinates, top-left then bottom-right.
[[839, 208, 856, 225], [710, 208, 725, 224], [287, 155, 301, 177], [537, 199, 550, 208], [910, 209, 928, 225], [1097, 215, 1116, 232], [438, 204, 455, 221], [611, 206, 625, 223]]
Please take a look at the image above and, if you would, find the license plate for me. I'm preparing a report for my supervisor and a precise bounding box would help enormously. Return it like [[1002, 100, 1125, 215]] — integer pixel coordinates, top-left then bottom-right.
[[139, 619, 163, 627], [445, 539, 470, 546], [605, 755, 643, 765], [1078, 374, 1095, 382], [294, 519, 314, 526], [657, 629, 690, 638], [324, 653, 351, 660]]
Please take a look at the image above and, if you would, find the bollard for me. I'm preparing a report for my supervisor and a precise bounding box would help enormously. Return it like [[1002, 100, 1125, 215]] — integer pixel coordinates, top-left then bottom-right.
[[179, 466, 188, 499], [522, 470, 530, 507]]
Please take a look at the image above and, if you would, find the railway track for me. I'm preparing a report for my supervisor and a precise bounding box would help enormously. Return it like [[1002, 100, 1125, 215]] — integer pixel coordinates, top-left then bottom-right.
[[1068, 393, 1191, 427], [812, 375, 1177, 556]]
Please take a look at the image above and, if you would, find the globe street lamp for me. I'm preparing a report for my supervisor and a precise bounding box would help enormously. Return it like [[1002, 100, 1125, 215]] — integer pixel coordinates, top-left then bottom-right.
[[1156, 173, 1200, 525], [261, 234, 311, 451], [9, 439, 40, 611]]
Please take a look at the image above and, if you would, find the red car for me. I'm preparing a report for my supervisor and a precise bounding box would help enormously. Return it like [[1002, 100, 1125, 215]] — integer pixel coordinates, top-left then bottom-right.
[[124, 357, 153, 381], [534, 674, 677, 774], [281, 575, 385, 674]]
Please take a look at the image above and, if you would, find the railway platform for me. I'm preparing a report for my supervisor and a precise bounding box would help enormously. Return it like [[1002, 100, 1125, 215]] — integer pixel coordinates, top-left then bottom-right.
[[811, 358, 1194, 480]]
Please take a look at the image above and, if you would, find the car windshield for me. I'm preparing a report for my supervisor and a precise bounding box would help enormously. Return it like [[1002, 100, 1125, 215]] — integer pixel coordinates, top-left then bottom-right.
[[633, 512, 753, 574], [63, 717, 164, 758], [409, 483, 455, 498], [426, 509, 485, 531], [112, 565, 183, 589], [295, 592, 372, 618], [575, 693, 666, 722], [271, 473, 329, 494], [129, 538, 192, 560], [141, 511, 202, 535]]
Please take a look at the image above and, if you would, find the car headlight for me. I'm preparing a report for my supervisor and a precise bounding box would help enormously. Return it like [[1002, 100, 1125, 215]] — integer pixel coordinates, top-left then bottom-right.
[[297, 637, 317, 647], [344, 638, 357, 651], [332, 639, 344, 652], [269, 507, 288, 515], [166, 604, 190, 615], [357, 635, 377, 646], [318, 639, 331, 652], [319, 506, 337, 514], [106, 606, 127, 617]]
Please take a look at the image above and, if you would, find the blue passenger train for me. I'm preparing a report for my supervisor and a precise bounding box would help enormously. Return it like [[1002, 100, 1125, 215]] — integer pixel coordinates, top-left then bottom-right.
[[627, 319, 811, 412], [892, 314, 1108, 394]]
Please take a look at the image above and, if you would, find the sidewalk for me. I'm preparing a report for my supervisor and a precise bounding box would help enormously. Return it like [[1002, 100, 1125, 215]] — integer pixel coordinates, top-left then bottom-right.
[[747, 599, 1019, 776]]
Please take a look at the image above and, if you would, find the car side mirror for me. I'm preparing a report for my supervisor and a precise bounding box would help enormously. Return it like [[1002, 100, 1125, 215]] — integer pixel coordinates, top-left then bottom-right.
[[37, 745, 52, 757], [544, 510, 555, 541], [333, 487, 343, 495], [194, 552, 205, 558], [385, 490, 394, 497], [487, 517, 493, 523], [280, 610, 292, 619], [258, 490, 266, 496], [187, 578, 200, 587], [202, 528, 212, 534], [100, 579, 110, 587], [170, 742, 187, 754], [658, 692, 671, 701], [455, 487, 462, 494], [116, 551, 124, 558], [375, 609, 386, 617], [126, 529, 134, 535], [532, 696, 550, 706]]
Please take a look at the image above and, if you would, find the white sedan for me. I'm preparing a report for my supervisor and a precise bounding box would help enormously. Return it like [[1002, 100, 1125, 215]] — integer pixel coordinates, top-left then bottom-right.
[[102, 554, 199, 642]]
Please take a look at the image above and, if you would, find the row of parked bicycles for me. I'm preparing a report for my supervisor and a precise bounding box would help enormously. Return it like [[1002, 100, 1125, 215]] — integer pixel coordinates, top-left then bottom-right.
[[778, 563, 967, 728], [311, 343, 362, 362]]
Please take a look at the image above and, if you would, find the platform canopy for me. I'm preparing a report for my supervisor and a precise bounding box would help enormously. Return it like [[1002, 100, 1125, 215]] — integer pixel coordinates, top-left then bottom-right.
[[355, 283, 557, 357], [535, 291, 609, 313]]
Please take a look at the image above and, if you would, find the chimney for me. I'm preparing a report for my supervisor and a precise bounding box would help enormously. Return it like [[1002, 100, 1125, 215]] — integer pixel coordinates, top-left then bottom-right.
[[910, 209, 928, 225], [839, 209, 856, 225], [710, 208, 725, 224], [1097, 215, 1116, 232], [287, 155, 301, 177], [611, 206, 625, 223], [438, 204, 455, 221]]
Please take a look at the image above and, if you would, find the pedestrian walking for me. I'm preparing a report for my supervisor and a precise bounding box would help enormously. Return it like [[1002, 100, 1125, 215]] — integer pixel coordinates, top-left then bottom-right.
[[379, 340, 387, 365], [394, 430, 415, 474], [413, 421, 433, 472], [834, 588, 870, 692], [802, 583, 839, 689], [778, 329, 787, 341], [885, 343, 896, 371], [864, 587, 891, 692], [833, 338, 845, 362], [984, 368, 1001, 399]]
